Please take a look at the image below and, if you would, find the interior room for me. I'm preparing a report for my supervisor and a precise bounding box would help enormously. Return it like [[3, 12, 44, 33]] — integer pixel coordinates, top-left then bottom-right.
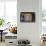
[[0, 0, 46, 46]]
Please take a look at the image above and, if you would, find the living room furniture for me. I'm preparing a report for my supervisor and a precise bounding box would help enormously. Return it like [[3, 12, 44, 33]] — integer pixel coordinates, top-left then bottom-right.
[[5, 32, 17, 46], [0, 30, 4, 42]]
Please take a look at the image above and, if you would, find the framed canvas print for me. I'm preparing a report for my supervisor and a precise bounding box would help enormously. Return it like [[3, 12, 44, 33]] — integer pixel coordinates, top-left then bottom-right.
[[20, 12, 35, 22]]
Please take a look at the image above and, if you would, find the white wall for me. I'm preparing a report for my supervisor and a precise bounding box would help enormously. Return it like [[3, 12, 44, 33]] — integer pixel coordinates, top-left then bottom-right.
[[17, 0, 42, 46]]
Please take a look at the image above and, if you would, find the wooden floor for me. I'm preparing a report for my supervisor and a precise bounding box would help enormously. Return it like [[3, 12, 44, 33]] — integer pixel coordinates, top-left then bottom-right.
[[0, 41, 45, 46], [0, 41, 5, 46]]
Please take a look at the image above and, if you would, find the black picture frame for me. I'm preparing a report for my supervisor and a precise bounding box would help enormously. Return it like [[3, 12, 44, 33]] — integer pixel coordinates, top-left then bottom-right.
[[20, 12, 35, 22]]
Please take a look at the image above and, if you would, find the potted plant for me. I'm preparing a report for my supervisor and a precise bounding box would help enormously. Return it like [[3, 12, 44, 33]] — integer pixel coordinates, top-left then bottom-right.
[[0, 18, 5, 27]]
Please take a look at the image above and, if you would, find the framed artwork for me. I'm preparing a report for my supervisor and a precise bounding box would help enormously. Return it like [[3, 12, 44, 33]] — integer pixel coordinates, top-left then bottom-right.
[[20, 12, 35, 22]]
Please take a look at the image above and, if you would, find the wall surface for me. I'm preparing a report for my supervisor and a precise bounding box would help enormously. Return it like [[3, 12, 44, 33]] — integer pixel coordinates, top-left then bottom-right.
[[17, 0, 42, 46]]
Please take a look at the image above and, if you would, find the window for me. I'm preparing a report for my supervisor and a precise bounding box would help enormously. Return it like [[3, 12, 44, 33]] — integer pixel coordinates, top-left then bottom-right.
[[0, 2, 4, 17], [0, 0, 17, 26], [5, 1, 17, 25], [42, 0, 46, 33]]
